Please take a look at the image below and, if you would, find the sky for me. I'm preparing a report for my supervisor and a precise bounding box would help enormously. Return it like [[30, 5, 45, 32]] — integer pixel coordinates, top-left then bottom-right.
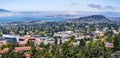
[[0, 0, 120, 12]]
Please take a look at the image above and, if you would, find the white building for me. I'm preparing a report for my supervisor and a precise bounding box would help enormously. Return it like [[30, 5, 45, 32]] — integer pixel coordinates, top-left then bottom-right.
[[2, 34, 19, 42], [54, 31, 74, 37]]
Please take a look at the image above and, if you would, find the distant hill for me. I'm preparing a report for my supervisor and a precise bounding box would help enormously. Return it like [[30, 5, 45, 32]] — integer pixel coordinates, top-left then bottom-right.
[[0, 9, 10, 12], [64, 15, 111, 23]]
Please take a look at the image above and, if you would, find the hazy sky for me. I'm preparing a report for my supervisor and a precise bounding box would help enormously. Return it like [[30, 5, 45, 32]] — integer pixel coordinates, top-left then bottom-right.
[[0, 0, 120, 12]]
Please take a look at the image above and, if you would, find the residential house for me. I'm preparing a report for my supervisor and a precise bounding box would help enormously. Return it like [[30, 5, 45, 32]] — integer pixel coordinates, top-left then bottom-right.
[[105, 42, 113, 49], [0, 48, 9, 54], [0, 39, 7, 46], [0, 48, 10, 58], [2, 34, 19, 42], [23, 53, 31, 58], [14, 46, 31, 52]]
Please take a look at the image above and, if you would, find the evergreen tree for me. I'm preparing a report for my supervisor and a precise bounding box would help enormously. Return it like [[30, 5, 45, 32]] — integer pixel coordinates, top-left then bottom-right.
[[54, 36, 58, 45], [69, 36, 75, 43], [79, 39, 86, 48], [114, 34, 120, 51]]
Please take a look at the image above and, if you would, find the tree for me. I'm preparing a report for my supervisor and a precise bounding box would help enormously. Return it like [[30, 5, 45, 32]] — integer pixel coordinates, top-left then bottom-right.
[[86, 40, 105, 58], [0, 45, 8, 50], [59, 38, 62, 44], [79, 39, 86, 48], [44, 51, 55, 58], [0, 32, 3, 36], [40, 32, 46, 37], [54, 36, 58, 45], [54, 47, 62, 58], [39, 42, 45, 48], [104, 49, 112, 58], [7, 52, 23, 58], [114, 34, 120, 51], [75, 50, 85, 58], [69, 36, 75, 43], [26, 41, 36, 56]]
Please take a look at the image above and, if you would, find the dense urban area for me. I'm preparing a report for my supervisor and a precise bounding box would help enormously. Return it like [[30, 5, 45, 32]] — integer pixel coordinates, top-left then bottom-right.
[[0, 15, 120, 58]]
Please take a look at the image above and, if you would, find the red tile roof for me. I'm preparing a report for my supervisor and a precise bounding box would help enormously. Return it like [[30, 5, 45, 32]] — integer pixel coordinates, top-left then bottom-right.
[[105, 43, 114, 48], [14, 46, 31, 52], [0, 48, 9, 54], [35, 38, 43, 43], [24, 53, 31, 58], [20, 37, 36, 40], [19, 39, 28, 45]]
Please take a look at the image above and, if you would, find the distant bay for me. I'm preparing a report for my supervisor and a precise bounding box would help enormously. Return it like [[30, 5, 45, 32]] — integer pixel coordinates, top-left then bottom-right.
[[0, 17, 68, 23]]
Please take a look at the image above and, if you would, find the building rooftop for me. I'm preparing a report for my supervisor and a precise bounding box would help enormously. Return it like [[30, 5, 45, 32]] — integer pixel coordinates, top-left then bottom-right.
[[105, 43, 114, 48], [2, 34, 19, 38], [14, 46, 31, 52], [0, 48, 9, 54], [24, 53, 31, 58]]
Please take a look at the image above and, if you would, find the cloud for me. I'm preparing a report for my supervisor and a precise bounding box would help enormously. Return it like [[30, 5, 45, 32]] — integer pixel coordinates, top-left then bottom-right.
[[105, 5, 115, 10], [88, 4, 115, 10], [70, 2, 79, 6], [88, 4, 102, 9], [0, 12, 20, 17]]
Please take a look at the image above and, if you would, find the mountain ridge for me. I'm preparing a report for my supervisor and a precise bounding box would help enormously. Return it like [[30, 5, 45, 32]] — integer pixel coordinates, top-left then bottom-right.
[[0, 9, 10, 12], [64, 15, 111, 23]]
